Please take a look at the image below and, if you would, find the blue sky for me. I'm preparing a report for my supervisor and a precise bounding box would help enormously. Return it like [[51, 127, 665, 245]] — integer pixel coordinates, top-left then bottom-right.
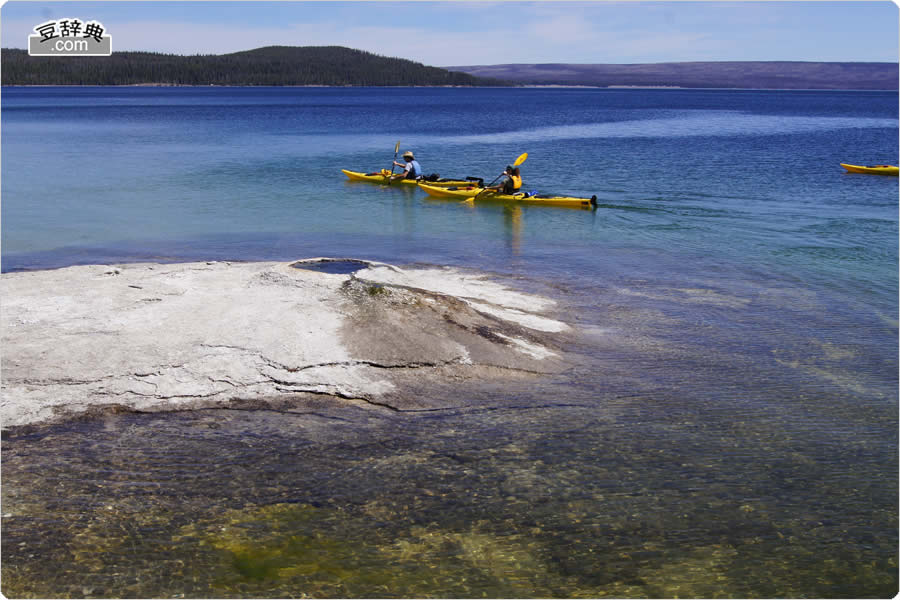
[[2, 1, 897, 65]]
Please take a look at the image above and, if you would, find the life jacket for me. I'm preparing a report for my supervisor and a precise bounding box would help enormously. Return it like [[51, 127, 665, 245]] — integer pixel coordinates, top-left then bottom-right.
[[510, 174, 522, 190]]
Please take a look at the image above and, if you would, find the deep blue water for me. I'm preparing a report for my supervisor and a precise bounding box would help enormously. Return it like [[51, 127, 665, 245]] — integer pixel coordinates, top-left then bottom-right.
[[2, 87, 898, 598], [2, 87, 897, 310]]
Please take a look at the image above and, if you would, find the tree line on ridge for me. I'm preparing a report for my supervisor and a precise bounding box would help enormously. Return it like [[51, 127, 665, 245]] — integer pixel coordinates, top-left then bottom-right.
[[1, 46, 508, 86]]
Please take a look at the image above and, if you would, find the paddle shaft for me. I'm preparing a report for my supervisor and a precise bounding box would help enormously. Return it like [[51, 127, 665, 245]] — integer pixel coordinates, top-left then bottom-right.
[[386, 141, 401, 186], [472, 173, 505, 201], [473, 152, 528, 200]]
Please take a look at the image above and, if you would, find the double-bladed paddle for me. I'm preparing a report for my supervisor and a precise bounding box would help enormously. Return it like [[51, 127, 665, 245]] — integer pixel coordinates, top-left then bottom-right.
[[472, 152, 528, 201]]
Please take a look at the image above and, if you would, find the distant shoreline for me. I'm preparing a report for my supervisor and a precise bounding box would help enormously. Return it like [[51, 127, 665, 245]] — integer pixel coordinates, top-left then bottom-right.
[[3, 83, 897, 91], [448, 60, 899, 91]]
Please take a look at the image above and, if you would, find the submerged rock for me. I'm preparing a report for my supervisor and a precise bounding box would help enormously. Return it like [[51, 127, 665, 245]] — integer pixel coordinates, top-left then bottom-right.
[[1, 259, 570, 428]]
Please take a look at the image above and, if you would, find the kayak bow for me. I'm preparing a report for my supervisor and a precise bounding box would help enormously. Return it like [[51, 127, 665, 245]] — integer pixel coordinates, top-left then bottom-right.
[[840, 163, 899, 176]]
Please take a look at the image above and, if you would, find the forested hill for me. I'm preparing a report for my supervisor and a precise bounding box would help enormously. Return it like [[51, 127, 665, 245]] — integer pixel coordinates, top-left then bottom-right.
[[1, 46, 506, 86], [447, 62, 899, 90], [6, 46, 894, 89]]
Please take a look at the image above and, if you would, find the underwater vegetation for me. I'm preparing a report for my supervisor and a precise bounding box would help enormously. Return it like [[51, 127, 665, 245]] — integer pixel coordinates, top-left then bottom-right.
[[2, 392, 897, 599]]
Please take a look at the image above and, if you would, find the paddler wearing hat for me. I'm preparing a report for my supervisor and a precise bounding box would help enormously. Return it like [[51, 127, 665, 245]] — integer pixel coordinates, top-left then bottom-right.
[[393, 150, 423, 180]]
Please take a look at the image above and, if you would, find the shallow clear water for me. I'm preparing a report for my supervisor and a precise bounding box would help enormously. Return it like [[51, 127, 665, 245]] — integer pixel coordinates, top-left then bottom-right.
[[1, 87, 897, 598]]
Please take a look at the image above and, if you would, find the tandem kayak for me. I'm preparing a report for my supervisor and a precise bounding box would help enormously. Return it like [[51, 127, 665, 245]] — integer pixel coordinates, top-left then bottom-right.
[[342, 169, 479, 187], [418, 183, 598, 209], [840, 163, 899, 176]]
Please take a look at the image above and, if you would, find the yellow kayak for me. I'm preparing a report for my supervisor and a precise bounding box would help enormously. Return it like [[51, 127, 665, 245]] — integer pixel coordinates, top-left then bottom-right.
[[840, 163, 899, 176], [418, 183, 598, 209], [342, 169, 478, 187]]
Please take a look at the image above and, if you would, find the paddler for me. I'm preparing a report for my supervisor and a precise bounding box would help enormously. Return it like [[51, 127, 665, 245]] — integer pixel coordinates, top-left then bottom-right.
[[488, 165, 522, 194], [393, 151, 422, 180]]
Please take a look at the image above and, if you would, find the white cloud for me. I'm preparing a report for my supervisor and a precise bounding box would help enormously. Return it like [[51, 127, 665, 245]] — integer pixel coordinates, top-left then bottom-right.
[[3, 2, 895, 64], [85, 18, 524, 65], [0, 13, 764, 65], [523, 13, 597, 46]]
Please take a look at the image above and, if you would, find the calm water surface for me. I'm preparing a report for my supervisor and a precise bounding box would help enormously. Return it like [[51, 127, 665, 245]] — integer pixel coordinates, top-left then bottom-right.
[[2, 87, 897, 597]]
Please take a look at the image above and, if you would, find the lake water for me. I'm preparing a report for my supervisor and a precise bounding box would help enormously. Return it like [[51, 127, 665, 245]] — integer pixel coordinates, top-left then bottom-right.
[[2, 87, 897, 598]]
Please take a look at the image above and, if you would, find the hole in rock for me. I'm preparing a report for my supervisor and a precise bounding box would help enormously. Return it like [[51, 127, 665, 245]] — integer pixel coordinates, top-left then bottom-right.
[[291, 259, 370, 274]]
